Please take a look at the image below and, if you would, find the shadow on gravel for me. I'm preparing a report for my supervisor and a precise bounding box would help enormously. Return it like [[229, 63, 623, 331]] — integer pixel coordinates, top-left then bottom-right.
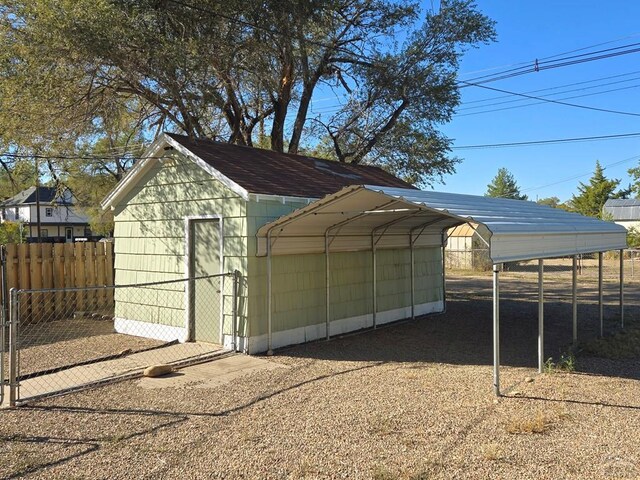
[[278, 275, 640, 381]]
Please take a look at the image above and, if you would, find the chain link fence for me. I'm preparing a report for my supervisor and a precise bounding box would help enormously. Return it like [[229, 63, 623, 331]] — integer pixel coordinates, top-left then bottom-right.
[[2, 272, 239, 406]]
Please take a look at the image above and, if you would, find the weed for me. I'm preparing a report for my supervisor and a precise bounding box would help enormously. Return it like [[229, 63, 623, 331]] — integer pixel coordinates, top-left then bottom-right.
[[506, 411, 552, 434], [580, 327, 640, 359], [372, 466, 398, 480], [544, 352, 576, 373], [481, 442, 503, 461], [409, 471, 432, 480], [368, 414, 400, 436]]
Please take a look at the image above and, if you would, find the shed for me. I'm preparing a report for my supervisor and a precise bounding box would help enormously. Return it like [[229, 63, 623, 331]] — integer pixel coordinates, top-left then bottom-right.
[[103, 133, 627, 394], [603, 198, 640, 231]]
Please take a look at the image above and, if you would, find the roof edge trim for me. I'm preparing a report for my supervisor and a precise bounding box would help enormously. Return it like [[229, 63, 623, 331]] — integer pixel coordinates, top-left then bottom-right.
[[165, 135, 249, 201], [101, 135, 167, 210], [101, 133, 251, 210]]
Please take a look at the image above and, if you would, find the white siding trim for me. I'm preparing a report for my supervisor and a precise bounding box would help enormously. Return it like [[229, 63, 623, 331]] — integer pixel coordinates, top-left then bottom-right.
[[246, 300, 444, 354], [114, 318, 186, 342]]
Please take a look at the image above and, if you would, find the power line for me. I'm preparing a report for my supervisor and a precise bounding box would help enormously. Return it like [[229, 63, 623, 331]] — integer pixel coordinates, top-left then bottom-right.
[[457, 32, 640, 79], [0, 152, 162, 161], [521, 154, 640, 193], [456, 83, 640, 117], [452, 132, 640, 150], [458, 81, 640, 117], [459, 70, 640, 109], [458, 42, 640, 88]]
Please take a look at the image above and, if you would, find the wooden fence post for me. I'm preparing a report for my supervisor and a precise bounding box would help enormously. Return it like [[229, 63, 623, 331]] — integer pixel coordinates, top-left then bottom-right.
[[75, 242, 86, 312], [53, 243, 65, 317]]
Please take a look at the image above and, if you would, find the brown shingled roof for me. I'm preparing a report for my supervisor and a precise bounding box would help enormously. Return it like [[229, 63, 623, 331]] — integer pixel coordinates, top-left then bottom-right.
[[167, 133, 415, 198]]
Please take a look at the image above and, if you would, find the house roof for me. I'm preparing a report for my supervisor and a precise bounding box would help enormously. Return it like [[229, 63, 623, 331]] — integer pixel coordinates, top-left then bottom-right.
[[165, 133, 413, 197], [0, 187, 72, 206], [256, 185, 627, 263], [603, 198, 640, 221], [102, 132, 416, 209]]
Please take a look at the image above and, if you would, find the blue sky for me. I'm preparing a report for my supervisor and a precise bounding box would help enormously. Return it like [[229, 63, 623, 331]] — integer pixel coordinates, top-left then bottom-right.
[[437, 1, 640, 201]]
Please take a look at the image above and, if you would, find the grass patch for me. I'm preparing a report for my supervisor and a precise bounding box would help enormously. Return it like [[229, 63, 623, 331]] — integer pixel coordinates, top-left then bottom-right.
[[543, 352, 576, 373], [372, 466, 398, 480], [580, 327, 640, 359], [506, 411, 553, 434], [368, 414, 401, 436], [481, 443, 503, 461]]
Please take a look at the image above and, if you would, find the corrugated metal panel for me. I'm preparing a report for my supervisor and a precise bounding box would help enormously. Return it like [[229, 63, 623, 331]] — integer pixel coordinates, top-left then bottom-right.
[[256, 185, 627, 263], [603, 198, 640, 221]]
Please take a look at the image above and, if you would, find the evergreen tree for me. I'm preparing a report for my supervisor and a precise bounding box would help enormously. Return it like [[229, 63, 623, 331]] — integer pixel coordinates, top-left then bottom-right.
[[537, 196, 561, 208], [485, 168, 527, 200], [569, 161, 620, 218]]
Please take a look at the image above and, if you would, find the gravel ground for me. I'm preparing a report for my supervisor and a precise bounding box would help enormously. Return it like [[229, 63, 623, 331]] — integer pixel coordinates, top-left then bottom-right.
[[2, 318, 164, 378], [0, 274, 639, 479]]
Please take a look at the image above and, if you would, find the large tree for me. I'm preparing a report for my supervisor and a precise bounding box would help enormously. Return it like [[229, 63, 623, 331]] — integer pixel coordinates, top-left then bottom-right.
[[569, 161, 620, 218], [0, 0, 495, 185], [485, 168, 527, 200]]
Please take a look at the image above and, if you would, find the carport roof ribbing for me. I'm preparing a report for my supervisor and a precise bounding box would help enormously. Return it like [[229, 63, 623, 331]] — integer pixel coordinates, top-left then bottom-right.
[[256, 185, 627, 263]]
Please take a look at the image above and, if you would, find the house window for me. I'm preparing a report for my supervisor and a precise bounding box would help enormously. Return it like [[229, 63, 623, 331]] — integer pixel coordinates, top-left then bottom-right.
[[41, 229, 48, 238], [14, 208, 19, 219], [45, 207, 53, 217]]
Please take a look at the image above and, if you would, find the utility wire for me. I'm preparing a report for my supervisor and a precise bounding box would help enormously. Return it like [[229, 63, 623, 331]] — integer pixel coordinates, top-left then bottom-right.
[[457, 81, 640, 117], [459, 71, 640, 109], [0, 152, 165, 161], [452, 132, 640, 150], [521, 154, 640, 193], [458, 43, 640, 87], [456, 83, 640, 117], [457, 32, 640, 79]]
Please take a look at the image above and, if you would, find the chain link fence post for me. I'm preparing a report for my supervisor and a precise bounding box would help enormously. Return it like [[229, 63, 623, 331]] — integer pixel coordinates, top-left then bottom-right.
[[0, 246, 5, 406], [232, 270, 240, 352], [8, 288, 18, 407]]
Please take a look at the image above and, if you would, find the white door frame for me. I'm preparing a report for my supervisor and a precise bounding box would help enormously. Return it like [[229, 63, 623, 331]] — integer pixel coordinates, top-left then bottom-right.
[[183, 215, 224, 343]]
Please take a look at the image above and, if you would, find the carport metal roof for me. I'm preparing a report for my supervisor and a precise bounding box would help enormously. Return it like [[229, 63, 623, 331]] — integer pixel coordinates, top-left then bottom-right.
[[257, 185, 627, 397], [257, 185, 627, 262]]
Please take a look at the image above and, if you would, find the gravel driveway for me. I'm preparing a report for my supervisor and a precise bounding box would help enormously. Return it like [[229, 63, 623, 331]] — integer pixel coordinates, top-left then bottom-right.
[[1, 274, 639, 479]]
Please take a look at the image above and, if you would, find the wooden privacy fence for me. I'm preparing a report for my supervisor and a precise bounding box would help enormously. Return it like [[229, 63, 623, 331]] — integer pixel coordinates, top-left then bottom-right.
[[1, 242, 114, 322]]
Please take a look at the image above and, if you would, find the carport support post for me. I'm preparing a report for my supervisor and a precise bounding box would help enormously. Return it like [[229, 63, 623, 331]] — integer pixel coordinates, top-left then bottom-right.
[[410, 235, 415, 319], [325, 233, 330, 340], [372, 233, 377, 329], [538, 259, 544, 374], [266, 231, 273, 355], [620, 249, 624, 329], [492, 264, 500, 396], [598, 252, 603, 337], [572, 255, 578, 345]]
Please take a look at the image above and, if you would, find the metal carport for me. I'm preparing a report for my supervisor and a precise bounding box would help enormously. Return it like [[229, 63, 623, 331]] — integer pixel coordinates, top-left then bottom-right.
[[257, 185, 628, 395]]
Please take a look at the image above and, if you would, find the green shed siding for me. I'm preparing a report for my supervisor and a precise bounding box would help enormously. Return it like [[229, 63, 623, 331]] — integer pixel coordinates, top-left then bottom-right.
[[245, 198, 443, 343], [113, 154, 249, 335], [246, 247, 442, 338]]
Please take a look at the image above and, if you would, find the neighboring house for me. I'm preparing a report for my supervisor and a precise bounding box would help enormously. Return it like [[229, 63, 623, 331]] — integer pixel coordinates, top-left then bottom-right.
[[603, 198, 640, 231], [0, 186, 96, 243], [101, 133, 626, 355]]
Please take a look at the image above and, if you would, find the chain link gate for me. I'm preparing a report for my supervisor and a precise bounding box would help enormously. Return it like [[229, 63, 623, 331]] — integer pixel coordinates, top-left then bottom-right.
[[4, 271, 240, 407], [1, 245, 8, 405]]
